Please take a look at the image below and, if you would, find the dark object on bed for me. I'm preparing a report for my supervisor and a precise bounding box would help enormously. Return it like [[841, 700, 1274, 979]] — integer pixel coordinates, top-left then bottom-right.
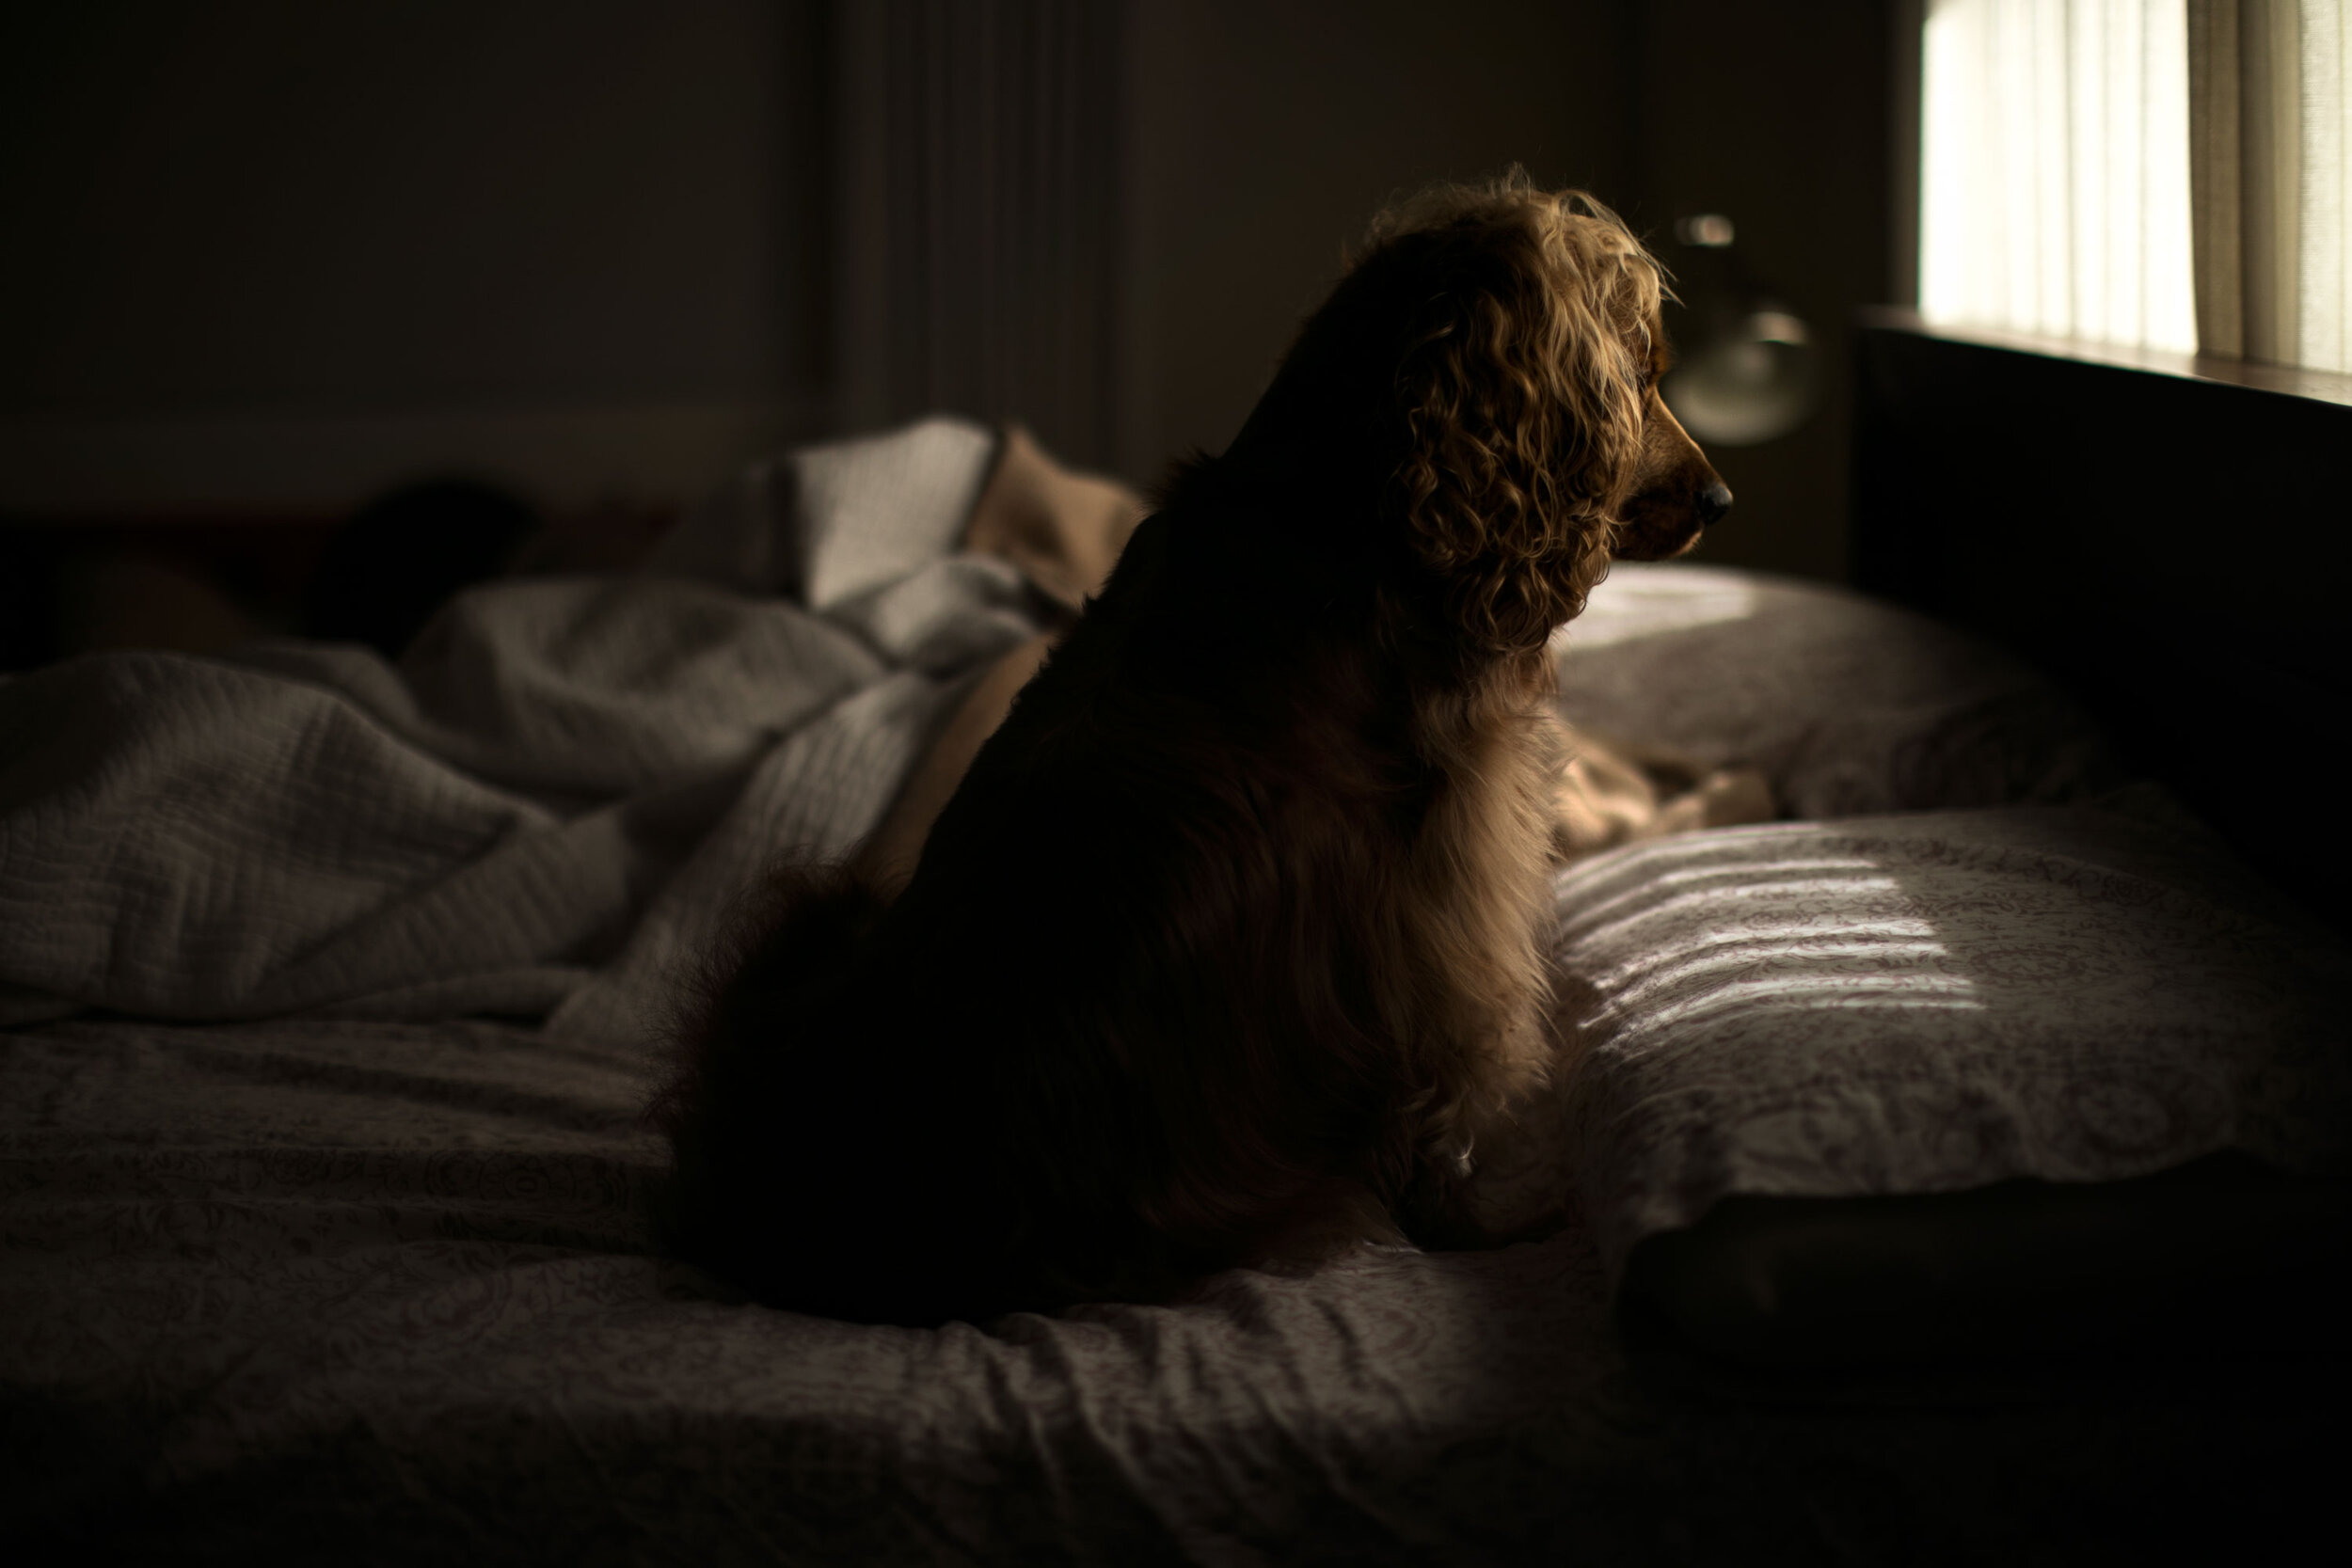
[[303, 478, 541, 658], [0, 514, 331, 670], [1851, 310, 2352, 910]]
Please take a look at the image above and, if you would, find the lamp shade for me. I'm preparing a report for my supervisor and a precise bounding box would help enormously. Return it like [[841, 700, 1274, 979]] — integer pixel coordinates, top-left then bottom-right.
[[1661, 214, 1820, 448]]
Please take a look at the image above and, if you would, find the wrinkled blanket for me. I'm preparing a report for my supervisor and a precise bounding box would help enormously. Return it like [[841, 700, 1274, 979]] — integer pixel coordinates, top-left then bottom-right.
[[0, 418, 1039, 1044]]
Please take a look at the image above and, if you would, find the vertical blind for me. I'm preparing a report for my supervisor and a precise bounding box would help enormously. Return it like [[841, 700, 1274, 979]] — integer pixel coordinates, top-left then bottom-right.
[[1920, 0, 2352, 372]]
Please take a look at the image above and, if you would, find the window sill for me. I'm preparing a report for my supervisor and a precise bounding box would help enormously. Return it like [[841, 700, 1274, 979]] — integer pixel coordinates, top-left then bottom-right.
[[1859, 307, 2352, 410]]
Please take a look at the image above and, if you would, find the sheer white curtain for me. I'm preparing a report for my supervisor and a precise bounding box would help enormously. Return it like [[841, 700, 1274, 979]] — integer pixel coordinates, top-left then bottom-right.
[[1920, 0, 2351, 370], [2307, 3, 2352, 369], [834, 0, 1128, 465], [1921, 0, 2199, 352], [2189, 0, 2352, 369]]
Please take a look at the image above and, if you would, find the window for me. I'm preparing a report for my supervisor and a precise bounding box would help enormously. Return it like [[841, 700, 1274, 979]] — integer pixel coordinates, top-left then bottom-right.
[[1919, 0, 2351, 372]]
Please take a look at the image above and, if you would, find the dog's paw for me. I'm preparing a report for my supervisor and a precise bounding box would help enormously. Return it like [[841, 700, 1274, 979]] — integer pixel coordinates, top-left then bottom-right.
[[1652, 766, 1776, 835], [1551, 744, 1661, 861]]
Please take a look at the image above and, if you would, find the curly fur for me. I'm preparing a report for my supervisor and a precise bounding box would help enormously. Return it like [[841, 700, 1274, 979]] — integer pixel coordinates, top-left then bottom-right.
[[652, 172, 1729, 1325], [1380, 184, 1663, 651]]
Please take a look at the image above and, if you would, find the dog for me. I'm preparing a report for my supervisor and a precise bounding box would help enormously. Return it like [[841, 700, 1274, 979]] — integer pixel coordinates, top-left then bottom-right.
[[653, 173, 1732, 1325]]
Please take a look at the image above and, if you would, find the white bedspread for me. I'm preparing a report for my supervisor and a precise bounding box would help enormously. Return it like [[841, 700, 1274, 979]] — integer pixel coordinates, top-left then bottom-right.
[[0, 418, 1032, 1045]]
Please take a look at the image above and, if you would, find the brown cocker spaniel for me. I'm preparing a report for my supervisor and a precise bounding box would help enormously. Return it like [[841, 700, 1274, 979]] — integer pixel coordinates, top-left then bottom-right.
[[655, 174, 1731, 1325]]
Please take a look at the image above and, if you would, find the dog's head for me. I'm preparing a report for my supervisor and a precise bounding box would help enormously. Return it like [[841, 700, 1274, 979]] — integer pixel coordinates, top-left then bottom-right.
[[1232, 173, 1729, 654]]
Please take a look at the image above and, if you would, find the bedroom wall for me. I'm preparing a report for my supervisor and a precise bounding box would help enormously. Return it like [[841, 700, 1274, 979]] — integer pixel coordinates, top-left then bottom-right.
[[1113, 0, 1634, 486], [1616, 0, 1897, 585], [1113, 0, 1896, 585], [0, 0, 831, 515], [0, 0, 1896, 592]]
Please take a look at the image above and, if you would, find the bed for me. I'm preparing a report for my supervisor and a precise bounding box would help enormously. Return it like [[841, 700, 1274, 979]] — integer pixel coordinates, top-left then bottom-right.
[[3, 413, 2346, 1563]]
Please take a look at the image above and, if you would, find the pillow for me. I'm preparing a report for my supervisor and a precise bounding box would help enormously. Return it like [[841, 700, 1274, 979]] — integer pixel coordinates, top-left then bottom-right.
[[644, 416, 999, 610], [1469, 806, 2352, 1373], [1554, 564, 2133, 819]]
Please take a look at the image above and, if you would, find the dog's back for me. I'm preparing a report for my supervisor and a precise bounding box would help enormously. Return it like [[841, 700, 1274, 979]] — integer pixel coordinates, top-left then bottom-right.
[[660, 479, 1562, 1323]]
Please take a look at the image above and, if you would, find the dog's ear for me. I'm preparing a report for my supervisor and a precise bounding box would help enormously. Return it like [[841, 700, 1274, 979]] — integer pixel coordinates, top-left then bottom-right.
[[1389, 214, 1654, 653]]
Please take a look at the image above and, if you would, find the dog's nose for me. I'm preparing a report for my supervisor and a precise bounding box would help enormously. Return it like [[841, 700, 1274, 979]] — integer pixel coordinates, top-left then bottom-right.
[[1697, 482, 1733, 528]]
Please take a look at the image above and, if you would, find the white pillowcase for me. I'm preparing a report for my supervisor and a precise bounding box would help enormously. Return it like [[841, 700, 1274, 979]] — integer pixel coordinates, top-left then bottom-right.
[[1492, 808, 2351, 1293], [1556, 563, 2128, 819]]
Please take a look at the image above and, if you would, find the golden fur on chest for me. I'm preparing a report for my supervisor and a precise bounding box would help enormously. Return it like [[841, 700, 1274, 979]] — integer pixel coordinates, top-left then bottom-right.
[[1393, 656, 1567, 1154]]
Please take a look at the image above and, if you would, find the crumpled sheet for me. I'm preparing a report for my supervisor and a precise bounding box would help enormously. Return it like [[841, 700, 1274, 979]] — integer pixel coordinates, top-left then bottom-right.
[[0, 417, 1035, 1044]]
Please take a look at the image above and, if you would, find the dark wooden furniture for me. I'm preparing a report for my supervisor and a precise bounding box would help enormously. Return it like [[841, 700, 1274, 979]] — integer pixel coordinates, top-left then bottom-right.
[[1851, 309, 2352, 911]]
